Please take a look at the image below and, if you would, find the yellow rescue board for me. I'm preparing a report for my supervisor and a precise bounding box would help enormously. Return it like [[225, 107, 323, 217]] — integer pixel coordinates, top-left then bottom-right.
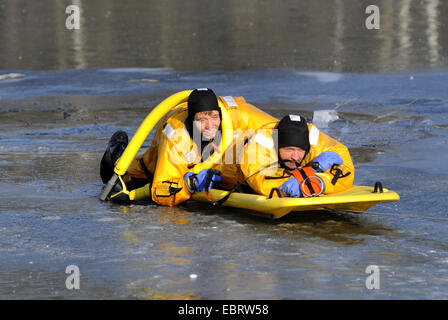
[[191, 185, 400, 219]]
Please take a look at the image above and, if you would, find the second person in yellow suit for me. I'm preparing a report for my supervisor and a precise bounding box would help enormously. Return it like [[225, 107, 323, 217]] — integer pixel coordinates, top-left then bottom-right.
[[238, 114, 354, 198]]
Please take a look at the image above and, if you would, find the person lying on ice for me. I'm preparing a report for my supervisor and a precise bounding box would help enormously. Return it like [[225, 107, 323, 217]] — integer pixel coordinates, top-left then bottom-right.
[[100, 88, 278, 206], [236, 114, 355, 198]]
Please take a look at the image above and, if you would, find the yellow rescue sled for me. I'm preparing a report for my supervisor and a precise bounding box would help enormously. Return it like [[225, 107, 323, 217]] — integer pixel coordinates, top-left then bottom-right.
[[192, 184, 399, 219], [100, 90, 400, 219]]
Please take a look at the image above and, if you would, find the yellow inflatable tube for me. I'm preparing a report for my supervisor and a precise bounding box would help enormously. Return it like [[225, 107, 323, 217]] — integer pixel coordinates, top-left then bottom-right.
[[114, 90, 192, 175], [100, 90, 191, 201], [129, 184, 150, 201]]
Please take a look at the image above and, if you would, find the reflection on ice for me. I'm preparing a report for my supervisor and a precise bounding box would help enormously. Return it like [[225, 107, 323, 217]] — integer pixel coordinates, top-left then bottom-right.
[[298, 71, 343, 83], [101, 68, 173, 74]]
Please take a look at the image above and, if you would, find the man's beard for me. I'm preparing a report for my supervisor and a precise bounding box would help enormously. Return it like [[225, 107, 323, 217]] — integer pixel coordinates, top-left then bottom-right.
[[280, 159, 301, 170]]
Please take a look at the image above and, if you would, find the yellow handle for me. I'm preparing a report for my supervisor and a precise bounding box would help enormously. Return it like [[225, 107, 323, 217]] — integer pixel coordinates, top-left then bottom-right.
[[114, 90, 192, 175]]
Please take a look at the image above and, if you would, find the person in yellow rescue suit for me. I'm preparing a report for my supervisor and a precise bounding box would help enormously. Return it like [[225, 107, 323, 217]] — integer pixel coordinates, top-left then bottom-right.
[[238, 114, 354, 198], [100, 88, 278, 206]]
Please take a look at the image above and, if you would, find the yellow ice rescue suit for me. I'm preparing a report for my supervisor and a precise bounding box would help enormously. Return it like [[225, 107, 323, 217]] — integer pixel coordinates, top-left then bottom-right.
[[239, 122, 354, 197], [126, 96, 278, 206]]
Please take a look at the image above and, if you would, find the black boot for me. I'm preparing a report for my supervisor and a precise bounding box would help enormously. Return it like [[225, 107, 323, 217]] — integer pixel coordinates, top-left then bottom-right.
[[100, 130, 128, 184]]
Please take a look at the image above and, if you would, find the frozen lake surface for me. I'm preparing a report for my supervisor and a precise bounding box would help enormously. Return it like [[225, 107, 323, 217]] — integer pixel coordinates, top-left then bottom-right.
[[1, 68, 447, 299]]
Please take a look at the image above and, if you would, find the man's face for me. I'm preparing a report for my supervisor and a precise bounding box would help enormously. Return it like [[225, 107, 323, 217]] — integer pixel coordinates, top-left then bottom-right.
[[193, 110, 221, 140], [278, 146, 306, 170]]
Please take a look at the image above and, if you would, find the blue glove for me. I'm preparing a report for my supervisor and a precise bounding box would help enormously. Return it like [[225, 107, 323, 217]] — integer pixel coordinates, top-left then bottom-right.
[[279, 177, 302, 198], [313, 151, 343, 172], [195, 169, 222, 191], [184, 169, 222, 193]]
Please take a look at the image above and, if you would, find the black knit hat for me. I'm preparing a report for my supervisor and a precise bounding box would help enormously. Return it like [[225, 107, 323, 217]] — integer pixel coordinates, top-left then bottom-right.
[[185, 88, 222, 141], [187, 88, 220, 117], [277, 114, 310, 152]]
